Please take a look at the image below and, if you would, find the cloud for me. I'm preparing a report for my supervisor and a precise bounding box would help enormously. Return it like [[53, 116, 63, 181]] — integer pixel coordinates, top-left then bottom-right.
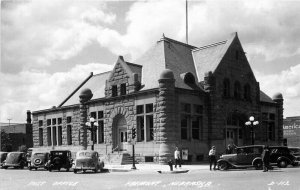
[[255, 64, 300, 117], [1, 0, 115, 73], [0, 63, 112, 123]]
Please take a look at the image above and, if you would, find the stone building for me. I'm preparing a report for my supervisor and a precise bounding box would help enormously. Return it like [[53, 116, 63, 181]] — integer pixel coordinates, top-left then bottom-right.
[[31, 33, 284, 163]]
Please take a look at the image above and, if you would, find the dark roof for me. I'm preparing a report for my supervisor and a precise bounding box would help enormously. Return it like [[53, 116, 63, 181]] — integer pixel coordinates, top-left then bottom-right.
[[192, 33, 236, 82], [260, 91, 275, 103], [62, 71, 110, 106], [134, 36, 201, 90]]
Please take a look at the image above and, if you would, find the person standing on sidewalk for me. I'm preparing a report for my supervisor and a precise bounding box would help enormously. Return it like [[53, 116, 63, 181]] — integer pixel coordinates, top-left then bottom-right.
[[174, 147, 181, 169], [208, 146, 217, 170], [262, 146, 270, 172]]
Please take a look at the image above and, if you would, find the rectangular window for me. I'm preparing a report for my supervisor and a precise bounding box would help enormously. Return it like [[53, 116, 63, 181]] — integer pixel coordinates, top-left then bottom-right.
[[136, 105, 144, 114], [120, 83, 126, 95], [52, 127, 57, 146], [58, 118, 62, 125], [192, 117, 200, 140], [146, 104, 153, 113], [239, 128, 243, 139], [52, 118, 56, 125], [146, 115, 154, 141], [47, 119, 51, 126], [112, 85, 118, 97], [47, 127, 51, 146], [39, 128, 43, 146], [67, 116, 72, 123], [98, 111, 104, 119], [39, 120, 43, 127], [67, 125, 72, 145], [181, 115, 188, 140], [268, 122, 275, 141], [98, 120, 104, 143], [137, 116, 144, 142], [194, 105, 203, 115], [91, 112, 97, 120], [57, 126, 62, 145], [181, 103, 191, 113], [269, 113, 275, 120]]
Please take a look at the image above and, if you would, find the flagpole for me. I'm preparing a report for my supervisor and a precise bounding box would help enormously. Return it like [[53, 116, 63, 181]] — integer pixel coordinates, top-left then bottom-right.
[[186, 0, 188, 44]]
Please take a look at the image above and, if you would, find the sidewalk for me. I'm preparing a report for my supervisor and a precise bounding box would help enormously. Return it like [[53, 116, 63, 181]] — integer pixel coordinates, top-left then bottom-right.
[[104, 163, 210, 173]]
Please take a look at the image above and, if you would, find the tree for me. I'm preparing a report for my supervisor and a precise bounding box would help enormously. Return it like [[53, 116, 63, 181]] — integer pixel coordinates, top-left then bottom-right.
[[1, 129, 12, 152]]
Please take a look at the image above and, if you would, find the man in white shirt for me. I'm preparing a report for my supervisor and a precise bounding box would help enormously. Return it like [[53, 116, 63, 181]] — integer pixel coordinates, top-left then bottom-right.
[[208, 146, 217, 170], [174, 147, 181, 169]]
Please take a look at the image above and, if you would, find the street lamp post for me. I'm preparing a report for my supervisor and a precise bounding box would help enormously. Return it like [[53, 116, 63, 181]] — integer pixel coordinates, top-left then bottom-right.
[[86, 117, 98, 151], [245, 116, 259, 145]]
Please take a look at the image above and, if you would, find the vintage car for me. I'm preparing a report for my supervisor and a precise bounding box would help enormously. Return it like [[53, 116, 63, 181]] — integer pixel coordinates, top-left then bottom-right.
[[0, 152, 8, 168], [288, 147, 300, 166], [73, 150, 104, 173], [2, 152, 27, 169], [217, 145, 263, 170], [28, 152, 49, 170], [269, 146, 296, 168], [46, 150, 73, 172]]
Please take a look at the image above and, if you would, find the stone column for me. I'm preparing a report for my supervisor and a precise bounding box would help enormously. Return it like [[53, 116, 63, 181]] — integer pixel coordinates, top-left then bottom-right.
[[272, 93, 284, 145], [157, 69, 176, 164], [79, 88, 93, 150]]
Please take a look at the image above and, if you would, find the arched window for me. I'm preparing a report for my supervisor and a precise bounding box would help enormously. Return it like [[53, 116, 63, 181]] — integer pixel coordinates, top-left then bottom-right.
[[234, 81, 241, 99], [244, 84, 251, 101], [223, 78, 230, 98]]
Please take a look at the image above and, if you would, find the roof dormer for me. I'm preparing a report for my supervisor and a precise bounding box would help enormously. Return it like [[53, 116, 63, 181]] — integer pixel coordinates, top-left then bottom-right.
[[105, 56, 142, 98]]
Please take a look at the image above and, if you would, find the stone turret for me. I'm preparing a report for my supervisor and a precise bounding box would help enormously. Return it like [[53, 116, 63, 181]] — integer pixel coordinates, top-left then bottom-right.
[[272, 92, 284, 145], [79, 88, 93, 150], [157, 69, 176, 164]]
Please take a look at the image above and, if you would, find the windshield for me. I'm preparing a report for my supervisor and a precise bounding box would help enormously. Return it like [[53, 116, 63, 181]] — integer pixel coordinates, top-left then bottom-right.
[[78, 152, 95, 157], [6, 153, 22, 163]]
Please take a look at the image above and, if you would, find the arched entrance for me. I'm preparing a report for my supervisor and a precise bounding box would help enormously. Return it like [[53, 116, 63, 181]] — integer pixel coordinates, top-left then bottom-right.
[[225, 112, 247, 146], [112, 115, 128, 151]]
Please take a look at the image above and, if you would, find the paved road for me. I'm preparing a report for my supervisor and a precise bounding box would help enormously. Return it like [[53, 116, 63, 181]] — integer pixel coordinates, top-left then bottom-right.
[[0, 166, 299, 190]]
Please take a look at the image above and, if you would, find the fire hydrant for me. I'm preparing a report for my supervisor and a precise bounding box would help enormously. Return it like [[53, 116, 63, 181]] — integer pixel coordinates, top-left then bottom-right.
[[167, 160, 173, 171]]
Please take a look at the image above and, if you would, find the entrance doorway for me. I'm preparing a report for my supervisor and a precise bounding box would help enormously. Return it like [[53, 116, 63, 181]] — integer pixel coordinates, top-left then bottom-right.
[[112, 115, 128, 151]]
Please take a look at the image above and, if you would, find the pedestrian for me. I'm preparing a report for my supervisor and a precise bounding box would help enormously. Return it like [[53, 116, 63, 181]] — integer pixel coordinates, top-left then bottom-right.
[[262, 146, 270, 172], [174, 147, 181, 169], [209, 146, 217, 170], [225, 144, 233, 154]]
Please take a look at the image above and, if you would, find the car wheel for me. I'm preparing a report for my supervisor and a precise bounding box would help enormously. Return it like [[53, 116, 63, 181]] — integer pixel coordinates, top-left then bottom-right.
[[254, 160, 263, 170], [218, 162, 228, 171], [3, 166, 8, 169], [278, 160, 288, 168]]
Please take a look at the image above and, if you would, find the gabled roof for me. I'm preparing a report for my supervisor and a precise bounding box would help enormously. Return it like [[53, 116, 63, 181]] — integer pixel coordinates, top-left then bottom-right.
[[134, 36, 202, 91], [192, 33, 236, 82], [260, 91, 275, 104], [61, 71, 110, 106]]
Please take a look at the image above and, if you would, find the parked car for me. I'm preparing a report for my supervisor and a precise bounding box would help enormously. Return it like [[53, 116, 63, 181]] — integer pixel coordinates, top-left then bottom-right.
[[73, 150, 104, 173], [217, 145, 263, 170], [269, 146, 296, 168], [28, 152, 49, 170], [288, 147, 300, 166], [46, 150, 73, 172], [0, 152, 8, 168], [2, 152, 27, 169]]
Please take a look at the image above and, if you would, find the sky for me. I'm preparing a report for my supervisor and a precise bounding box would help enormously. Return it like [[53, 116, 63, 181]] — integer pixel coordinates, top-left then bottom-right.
[[1, 0, 300, 123]]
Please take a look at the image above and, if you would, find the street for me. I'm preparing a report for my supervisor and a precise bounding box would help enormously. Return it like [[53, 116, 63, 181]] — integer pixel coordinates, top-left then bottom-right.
[[0, 166, 299, 190]]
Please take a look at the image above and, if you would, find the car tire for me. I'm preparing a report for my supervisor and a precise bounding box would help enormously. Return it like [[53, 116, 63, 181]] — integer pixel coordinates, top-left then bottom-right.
[[278, 160, 288, 168], [218, 162, 228, 171], [3, 166, 8, 169], [253, 160, 263, 170]]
